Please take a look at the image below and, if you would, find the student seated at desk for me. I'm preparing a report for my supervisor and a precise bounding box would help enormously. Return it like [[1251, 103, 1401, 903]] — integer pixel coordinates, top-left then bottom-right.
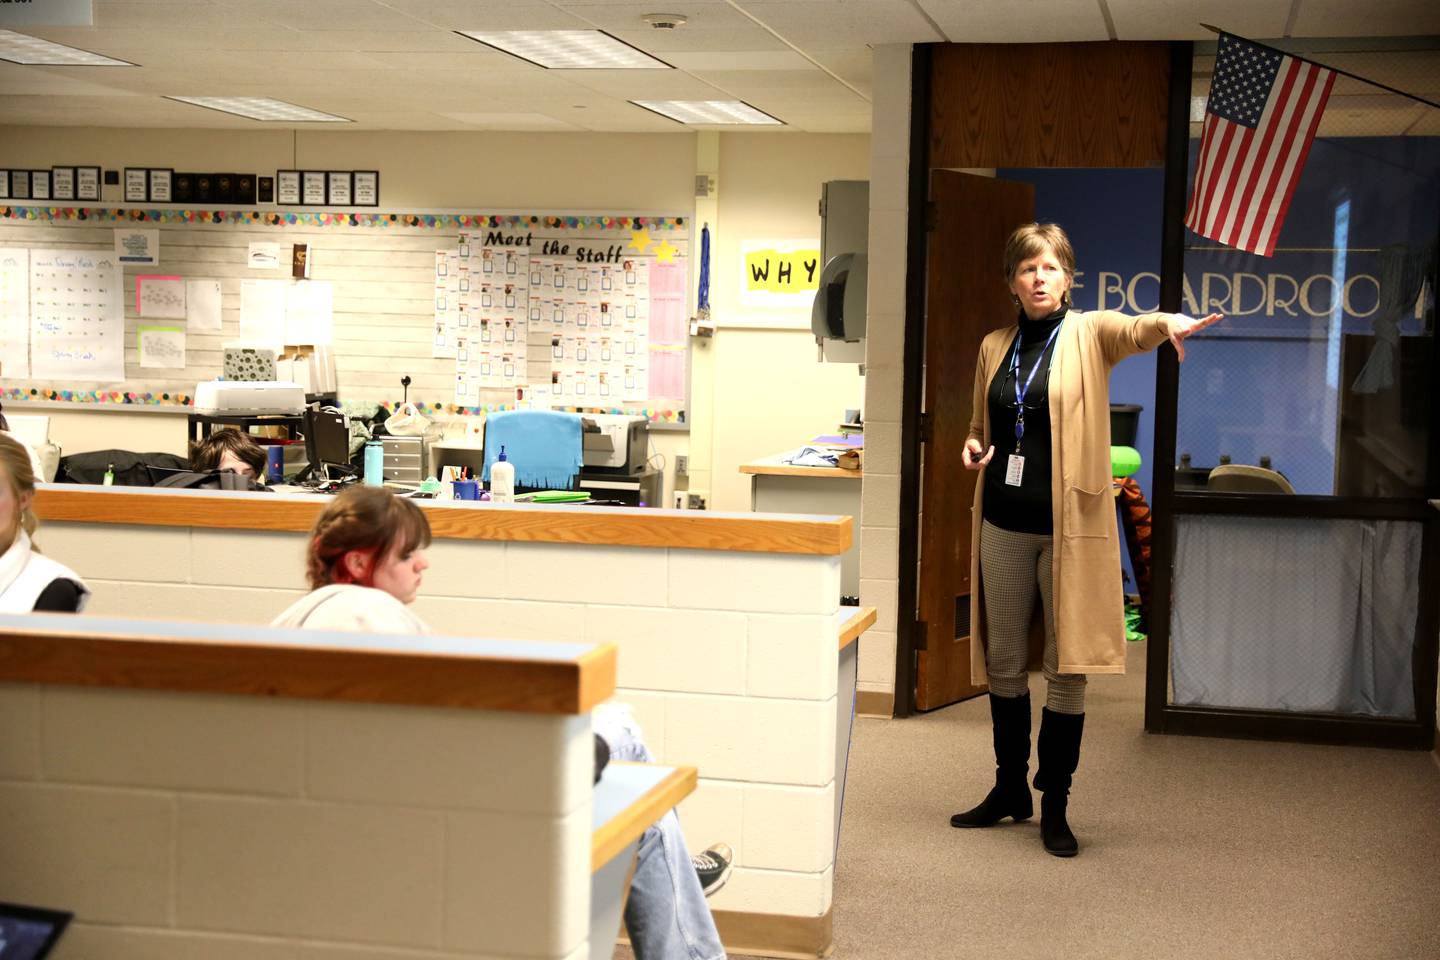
[[191, 427, 267, 482], [0, 434, 89, 613], [271, 487, 732, 960]]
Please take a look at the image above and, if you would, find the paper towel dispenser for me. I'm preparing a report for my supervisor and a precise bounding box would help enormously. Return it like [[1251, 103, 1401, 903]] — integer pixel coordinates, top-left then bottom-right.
[[812, 180, 869, 363]]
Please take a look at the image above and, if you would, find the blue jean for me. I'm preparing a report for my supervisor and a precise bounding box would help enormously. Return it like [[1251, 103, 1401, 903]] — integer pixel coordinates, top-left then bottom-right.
[[593, 704, 727, 960]]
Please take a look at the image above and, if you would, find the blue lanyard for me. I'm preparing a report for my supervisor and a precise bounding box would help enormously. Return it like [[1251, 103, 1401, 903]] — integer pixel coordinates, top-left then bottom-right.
[[1009, 322, 1062, 449]]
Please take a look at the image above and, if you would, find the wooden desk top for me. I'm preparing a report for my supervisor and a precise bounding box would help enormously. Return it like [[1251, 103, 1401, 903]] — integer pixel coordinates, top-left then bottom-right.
[[838, 606, 877, 651], [740, 450, 863, 480], [33, 484, 852, 556], [592, 762, 697, 871], [0, 612, 616, 715]]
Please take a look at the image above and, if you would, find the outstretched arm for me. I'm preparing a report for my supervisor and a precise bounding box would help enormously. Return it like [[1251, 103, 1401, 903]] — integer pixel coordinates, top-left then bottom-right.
[[1095, 311, 1223, 365]]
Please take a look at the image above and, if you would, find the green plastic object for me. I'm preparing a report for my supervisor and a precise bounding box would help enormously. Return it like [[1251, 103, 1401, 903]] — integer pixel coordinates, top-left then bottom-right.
[[531, 490, 591, 503], [1110, 445, 1142, 478]]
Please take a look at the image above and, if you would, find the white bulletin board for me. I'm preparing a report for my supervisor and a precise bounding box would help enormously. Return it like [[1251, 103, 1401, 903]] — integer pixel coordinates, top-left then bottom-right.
[[0, 207, 690, 426]]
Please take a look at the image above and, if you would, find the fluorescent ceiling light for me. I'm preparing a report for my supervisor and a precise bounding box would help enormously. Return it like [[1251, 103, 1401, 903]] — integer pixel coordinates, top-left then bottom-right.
[[166, 96, 351, 123], [457, 30, 670, 69], [0, 29, 134, 66], [631, 100, 783, 125]]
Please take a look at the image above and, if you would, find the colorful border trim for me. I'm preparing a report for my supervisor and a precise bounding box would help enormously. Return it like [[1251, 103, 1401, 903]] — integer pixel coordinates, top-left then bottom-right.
[[0, 206, 685, 231], [3, 387, 683, 423]]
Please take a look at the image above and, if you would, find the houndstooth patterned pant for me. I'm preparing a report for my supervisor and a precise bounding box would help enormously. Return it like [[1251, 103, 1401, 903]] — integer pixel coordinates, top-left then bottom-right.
[[979, 519, 1087, 714]]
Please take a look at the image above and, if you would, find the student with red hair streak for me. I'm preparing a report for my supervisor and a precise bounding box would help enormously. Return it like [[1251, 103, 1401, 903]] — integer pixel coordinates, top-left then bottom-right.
[[272, 487, 732, 959]]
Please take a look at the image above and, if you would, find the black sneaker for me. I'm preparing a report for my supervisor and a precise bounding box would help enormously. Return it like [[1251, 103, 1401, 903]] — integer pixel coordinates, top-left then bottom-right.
[[692, 843, 733, 897]]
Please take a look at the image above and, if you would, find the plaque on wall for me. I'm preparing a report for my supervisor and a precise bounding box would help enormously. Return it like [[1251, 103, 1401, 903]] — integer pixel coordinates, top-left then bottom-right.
[[0, 170, 8, 200], [353, 170, 379, 207], [326, 171, 352, 206], [276, 169, 301, 205], [76, 166, 101, 200], [148, 168, 173, 203], [124, 167, 148, 202], [9, 170, 30, 200], [29, 170, 51, 201], [214, 173, 235, 203], [173, 172, 195, 203], [257, 175, 275, 204], [51, 166, 76, 200], [235, 173, 257, 204], [301, 171, 326, 206], [195, 173, 214, 203]]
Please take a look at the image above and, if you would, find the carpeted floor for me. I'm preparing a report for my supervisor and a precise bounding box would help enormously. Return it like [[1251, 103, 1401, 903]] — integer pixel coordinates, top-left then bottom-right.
[[618, 641, 1440, 960]]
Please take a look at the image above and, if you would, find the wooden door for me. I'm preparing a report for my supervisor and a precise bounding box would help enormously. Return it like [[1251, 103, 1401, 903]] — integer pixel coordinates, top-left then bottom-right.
[[914, 170, 1035, 711]]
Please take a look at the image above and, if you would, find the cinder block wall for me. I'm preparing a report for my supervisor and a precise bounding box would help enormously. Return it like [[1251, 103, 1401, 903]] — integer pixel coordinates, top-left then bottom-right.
[[0, 681, 592, 959], [37, 520, 844, 921]]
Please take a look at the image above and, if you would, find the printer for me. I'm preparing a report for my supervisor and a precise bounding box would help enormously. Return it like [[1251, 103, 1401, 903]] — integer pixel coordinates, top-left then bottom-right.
[[194, 380, 308, 415], [581, 414, 648, 475]]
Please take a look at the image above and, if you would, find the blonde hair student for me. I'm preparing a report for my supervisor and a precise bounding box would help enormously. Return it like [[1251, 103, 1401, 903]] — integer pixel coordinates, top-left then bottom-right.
[[0, 433, 90, 613]]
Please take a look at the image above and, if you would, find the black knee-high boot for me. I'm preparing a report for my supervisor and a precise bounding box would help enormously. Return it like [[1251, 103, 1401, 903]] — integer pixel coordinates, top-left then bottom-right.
[[1033, 707, 1084, 857], [950, 693, 1032, 828]]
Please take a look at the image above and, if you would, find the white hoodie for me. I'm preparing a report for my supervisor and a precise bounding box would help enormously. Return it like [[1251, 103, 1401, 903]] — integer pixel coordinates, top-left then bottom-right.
[[269, 583, 429, 635]]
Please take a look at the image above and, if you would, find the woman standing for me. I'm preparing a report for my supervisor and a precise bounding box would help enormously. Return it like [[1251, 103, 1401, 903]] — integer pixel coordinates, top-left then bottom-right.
[[949, 223, 1220, 856], [0, 433, 89, 613]]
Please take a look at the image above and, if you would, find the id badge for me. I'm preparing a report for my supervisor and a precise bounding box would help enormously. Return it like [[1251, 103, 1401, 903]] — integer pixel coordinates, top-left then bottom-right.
[[1005, 454, 1025, 487]]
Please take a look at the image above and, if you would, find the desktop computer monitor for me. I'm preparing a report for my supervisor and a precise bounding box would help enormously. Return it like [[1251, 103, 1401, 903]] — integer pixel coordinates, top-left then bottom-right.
[[304, 408, 352, 478]]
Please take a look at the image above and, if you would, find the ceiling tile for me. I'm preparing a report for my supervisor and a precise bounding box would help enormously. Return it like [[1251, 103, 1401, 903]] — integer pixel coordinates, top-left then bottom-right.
[[1291, 0, 1440, 37], [1105, 0, 1290, 41], [913, 0, 1107, 42], [732, 0, 943, 44], [373, 1, 583, 31], [220, 0, 437, 32], [665, 50, 813, 70], [439, 111, 583, 130]]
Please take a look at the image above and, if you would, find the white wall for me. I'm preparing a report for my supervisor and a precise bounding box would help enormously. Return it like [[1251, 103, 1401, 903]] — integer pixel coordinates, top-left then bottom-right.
[[36, 512, 848, 923], [0, 681, 593, 960], [856, 46, 913, 708], [2, 126, 869, 517]]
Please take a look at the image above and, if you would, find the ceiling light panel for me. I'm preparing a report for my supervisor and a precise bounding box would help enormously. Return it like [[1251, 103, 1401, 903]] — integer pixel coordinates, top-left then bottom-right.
[[456, 30, 669, 69], [0, 29, 134, 66], [631, 100, 782, 125], [165, 96, 351, 122]]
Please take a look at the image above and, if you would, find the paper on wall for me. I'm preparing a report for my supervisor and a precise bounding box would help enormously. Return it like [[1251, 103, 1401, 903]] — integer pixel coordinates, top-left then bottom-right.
[[186, 278, 222, 331], [114, 228, 159, 266], [136, 274, 186, 319], [284, 280, 333, 345], [29, 248, 124, 381], [0, 247, 29, 379], [247, 242, 281, 270], [239, 279, 286, 347], [137, 325, 186, 369]]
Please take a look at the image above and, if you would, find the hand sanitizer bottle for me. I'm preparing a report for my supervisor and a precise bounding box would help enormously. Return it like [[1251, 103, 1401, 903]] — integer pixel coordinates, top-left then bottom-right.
[[490, 445, 515, 504]]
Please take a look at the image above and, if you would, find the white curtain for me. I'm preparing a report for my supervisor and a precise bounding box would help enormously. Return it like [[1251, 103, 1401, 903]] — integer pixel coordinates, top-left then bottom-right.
[[1171, 515, 1420, 718]]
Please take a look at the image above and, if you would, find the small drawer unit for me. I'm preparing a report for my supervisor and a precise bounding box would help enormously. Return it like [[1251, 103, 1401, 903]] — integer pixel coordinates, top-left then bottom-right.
[[380, 436, 426, 482]]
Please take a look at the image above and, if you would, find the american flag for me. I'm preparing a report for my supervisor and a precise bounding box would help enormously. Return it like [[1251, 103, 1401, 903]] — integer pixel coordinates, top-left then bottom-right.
[[1185, 33, 1336, 257]]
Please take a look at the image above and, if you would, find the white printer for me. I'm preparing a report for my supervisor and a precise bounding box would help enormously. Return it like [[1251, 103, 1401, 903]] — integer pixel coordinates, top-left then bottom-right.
[[194, 380, 308, 415], [580, 414, 648, 475]]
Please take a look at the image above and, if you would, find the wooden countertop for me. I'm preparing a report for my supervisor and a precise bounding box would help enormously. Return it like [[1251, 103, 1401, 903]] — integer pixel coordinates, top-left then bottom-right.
[[838, 606, 877, 651], [592, 762, 697, 872], [740, 450, 863, 480], [0, 612, 616, 715], [33, 484, 853, 556]]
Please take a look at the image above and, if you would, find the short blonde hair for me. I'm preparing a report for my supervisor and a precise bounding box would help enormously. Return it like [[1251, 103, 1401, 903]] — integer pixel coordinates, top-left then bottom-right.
[[0, 432, 38, 545], [1002, 222, 1077, 291]]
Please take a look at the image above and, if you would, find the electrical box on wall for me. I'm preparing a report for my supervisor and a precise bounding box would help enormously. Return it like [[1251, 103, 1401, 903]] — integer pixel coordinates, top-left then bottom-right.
[[812, 179, 869, 364]]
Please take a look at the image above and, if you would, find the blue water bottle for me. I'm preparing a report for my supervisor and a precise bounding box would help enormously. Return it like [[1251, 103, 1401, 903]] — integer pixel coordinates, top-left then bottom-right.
[[364, 440, 384, 487]]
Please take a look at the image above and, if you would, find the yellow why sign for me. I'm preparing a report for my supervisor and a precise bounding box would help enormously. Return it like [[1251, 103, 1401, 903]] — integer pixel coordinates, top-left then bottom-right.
[[745, 247, 821, 294]]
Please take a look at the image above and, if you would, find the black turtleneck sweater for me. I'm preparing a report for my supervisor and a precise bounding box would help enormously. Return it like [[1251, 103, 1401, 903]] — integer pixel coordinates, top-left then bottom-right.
[[982, 306, 1066, 535]]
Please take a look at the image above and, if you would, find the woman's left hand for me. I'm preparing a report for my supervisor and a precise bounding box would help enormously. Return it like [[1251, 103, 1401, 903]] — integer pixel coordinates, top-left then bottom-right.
[[1169, 312, 1224, 362]]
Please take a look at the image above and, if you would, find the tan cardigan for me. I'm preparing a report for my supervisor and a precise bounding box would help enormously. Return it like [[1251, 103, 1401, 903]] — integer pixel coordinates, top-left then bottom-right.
[[967, 309, 1172, 678]]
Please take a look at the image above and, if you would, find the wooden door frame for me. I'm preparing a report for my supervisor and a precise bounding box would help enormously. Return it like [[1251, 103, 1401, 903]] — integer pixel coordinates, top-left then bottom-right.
[[892, 43, 934, 717]]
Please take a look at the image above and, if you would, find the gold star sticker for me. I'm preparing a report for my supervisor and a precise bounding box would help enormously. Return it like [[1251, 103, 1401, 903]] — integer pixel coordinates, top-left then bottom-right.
[[627, 228, 653, 254], [652, 239, 678, 264]]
